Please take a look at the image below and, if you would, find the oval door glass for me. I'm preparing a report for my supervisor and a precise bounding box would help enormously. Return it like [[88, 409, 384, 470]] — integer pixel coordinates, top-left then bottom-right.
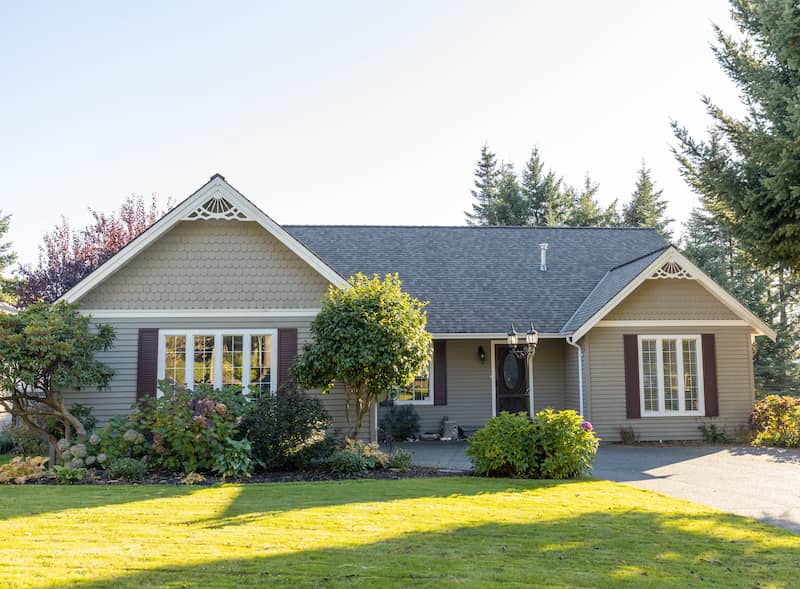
[[502, 352, 519, 390]]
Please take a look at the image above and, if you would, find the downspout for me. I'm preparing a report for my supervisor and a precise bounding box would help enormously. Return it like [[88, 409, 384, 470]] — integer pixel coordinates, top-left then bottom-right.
[[566, 336, 584, 417]]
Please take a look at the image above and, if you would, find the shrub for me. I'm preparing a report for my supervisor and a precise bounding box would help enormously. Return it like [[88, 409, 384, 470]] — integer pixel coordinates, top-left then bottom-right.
[[329, 439, 388, 476], [212, 438, 254, 479], [467, 410, 599, 479], [698, 422, 728, 443], [0, 456, 48, 484], [53, 465, 86, 484], [387, 448, 413, 471], [135, 382, 249, 474], [241, 385, 332, 471], [378, 405, 420, 442], [534, 409, 598, 479], [466, 412, 538, 477], [107, 457, 147, 481], [180, 472, 206, 485], [7, 422, 48, 456], [751, 395, 800, 447], [94, 416, 150, 463]]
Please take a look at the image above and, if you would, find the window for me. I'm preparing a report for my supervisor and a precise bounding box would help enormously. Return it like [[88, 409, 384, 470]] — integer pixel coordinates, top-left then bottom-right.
[[639, 335, 704, 416], [157, 330, 277, 396], [394, 363, 433, 404]]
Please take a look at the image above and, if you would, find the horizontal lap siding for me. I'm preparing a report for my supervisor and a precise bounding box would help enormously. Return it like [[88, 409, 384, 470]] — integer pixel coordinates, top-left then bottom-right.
[[533, 339, 566, 412], [606, 279, 740, 321], [392, 339, 492, 434], [64, 315, 361, 439], [564, 343, 581, 413], [585, 326, 754, 441]]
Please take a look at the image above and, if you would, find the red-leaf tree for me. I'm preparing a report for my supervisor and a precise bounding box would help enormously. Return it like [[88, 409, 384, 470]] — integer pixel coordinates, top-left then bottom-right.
[[17, 195, 169, 306]]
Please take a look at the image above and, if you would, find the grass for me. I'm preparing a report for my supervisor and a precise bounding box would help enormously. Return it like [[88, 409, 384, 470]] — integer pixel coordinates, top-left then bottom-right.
[[0, 453, 12, 466], [0, 478, 798, 588]]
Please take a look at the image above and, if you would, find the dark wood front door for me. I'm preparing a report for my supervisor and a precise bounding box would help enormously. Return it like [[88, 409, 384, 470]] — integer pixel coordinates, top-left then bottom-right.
[[495, 345, 529, 414]]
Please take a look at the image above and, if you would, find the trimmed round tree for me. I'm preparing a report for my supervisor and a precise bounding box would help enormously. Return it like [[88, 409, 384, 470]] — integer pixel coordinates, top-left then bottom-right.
[[292, 273, 431, 440]]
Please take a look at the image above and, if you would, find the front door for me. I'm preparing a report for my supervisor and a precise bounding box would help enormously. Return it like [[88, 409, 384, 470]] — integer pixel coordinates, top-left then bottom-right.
[[495, 345, 529, 414]]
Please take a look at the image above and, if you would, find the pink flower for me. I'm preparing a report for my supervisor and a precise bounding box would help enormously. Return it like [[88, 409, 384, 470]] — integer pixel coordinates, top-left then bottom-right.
[[580, 421, 593, 431]]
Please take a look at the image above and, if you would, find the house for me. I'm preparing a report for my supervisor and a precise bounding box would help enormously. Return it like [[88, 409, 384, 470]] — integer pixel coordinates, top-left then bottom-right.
[[59, 174, 775, 442]]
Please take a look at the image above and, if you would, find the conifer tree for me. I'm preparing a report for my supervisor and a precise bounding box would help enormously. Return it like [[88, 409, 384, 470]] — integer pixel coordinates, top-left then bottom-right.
[[465, 144, 500, 226], [493, 163, 529, 225], [567, 176, 619, 227], [673, 0, 800, 269], [520, 147, 562, 225], [622, 163, 673, 238], [0, 210, 18, 305]]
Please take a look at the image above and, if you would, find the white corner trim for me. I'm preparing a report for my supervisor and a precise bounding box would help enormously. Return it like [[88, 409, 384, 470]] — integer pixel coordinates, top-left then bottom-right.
[[79, 308, 321, 319], [595, 320, 749, 328], [570, 247, 776, 342], [59, 176, 347, 304]]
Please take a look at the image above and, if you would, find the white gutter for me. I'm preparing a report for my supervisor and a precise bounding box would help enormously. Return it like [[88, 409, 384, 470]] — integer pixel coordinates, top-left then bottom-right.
[[566, 336, 585, 417]]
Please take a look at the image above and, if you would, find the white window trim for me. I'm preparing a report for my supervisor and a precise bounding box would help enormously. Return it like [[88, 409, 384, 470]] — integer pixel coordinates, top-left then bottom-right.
[[157, 329, 278, 397], [394, 360, 434, 405], [638, 334, 705, 417]]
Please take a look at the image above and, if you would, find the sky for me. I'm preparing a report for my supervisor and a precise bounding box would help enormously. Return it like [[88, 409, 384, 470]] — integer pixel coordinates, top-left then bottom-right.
[[0, 0, 742, 269]]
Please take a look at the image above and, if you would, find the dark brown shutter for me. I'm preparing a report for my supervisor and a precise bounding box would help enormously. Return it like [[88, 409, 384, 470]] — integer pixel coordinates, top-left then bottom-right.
[[623, 334, 641, 419], [433, 340, 447, 406], [702, 334, 719, 417], [277, 328, 298, 390], [136, 328, 159, 400]]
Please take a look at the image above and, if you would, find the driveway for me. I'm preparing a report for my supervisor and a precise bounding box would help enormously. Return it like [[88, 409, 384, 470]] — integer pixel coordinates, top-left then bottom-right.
[[395, 441, 800, 533]]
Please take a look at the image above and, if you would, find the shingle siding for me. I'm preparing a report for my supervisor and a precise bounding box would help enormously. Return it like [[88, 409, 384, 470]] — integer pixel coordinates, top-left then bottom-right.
[[80, 220, 331, 310]]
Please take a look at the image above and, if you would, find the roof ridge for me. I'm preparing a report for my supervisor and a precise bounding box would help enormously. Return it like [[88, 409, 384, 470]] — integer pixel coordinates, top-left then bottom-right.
[[284, 224, 663, 231], [607, 245, 671, 272]]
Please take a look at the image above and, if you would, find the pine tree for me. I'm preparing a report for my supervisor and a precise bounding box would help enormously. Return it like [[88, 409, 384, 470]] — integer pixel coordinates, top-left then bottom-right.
[[541, 185, 573, 226], [566, 176, 619, 227], [465, 144, 500, 226], [622, 163, 673, 238], [0, 210, 18, 305], [520, 147, 562, 225], [672, 1, 800, 269], [493, 163, 529, 225], [683, 206, 800, 394]]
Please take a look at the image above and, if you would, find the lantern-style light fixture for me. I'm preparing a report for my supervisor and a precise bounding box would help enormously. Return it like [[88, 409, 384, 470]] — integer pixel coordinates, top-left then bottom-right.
[[508, 322, 538, 359]]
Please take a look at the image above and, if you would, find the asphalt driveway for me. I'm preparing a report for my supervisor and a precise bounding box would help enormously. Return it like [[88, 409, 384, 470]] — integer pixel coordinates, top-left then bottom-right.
[[395, 441, 800, 533]]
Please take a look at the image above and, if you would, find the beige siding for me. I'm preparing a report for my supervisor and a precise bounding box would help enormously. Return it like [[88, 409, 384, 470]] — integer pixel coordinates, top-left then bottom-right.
[[606, 279, 739, 321], [68, 315, 371, 440], [564, 343, 581, 413], [532, 339, 565, 412], [79, 220, 332, 310], [584, 325, 755, 441]]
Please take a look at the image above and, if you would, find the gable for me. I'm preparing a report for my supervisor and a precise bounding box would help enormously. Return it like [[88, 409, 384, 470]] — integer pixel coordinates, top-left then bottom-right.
[[605, 278, 740, 321], [78, 220, 332, 310]]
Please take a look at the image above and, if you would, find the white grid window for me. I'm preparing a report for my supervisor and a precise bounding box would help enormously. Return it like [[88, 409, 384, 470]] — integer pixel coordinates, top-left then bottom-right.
[[394, 363, 433, 405], [157, 330, 277, 396], [639, 335, 704, 417]]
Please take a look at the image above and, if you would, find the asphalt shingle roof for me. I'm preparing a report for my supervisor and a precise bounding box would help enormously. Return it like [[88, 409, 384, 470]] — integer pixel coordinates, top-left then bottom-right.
[[285, 225, 668, 334]]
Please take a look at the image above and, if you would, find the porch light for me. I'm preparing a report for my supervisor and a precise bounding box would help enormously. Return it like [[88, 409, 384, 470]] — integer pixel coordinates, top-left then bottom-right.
[[508, 321, 538, 359]]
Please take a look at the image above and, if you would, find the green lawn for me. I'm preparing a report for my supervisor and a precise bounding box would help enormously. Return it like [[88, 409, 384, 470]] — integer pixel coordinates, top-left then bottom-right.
[[0, 478, 797, 588]]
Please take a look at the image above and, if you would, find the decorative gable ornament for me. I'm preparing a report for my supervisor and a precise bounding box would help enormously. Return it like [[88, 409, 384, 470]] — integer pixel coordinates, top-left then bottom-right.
[[184, 191, 248, 220], [649, 260, 692, 280]]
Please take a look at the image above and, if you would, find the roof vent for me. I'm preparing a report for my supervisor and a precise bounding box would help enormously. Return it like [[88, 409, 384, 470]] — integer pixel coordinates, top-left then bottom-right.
[[539, 243, 549, 271]]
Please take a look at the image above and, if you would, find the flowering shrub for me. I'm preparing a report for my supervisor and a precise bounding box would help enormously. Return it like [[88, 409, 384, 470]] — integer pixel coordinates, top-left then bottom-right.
[[467, 410, 599, 478], [134, 382, 249, 474], [751, 395, 800, 447]]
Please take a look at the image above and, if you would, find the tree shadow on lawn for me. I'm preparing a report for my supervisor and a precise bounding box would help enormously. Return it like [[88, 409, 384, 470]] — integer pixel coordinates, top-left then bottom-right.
[[0, 484, 200, 521], [198, 476, 581, 530], [46, 507, 800, 589]]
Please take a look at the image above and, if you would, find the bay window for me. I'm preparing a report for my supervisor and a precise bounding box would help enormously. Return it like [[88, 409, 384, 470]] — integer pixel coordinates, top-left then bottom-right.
[[158, 330, 277, 396], [639, 335, 704, 416]]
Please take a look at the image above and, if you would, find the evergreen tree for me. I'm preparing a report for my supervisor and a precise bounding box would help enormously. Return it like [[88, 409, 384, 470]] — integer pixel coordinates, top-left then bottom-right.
[[493, 163, 529, 225], [465, 144, 500, 226], [0, 210, 18, 305], [622, 163, 673, 238], [683, 206, 800, 394], [672, 1, 800, 269], [520, 147, 562, 225], [566, 176, 619, 227]]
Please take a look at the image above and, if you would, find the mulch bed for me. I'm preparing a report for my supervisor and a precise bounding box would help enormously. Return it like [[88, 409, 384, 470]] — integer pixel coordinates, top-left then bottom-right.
[[25, 465, 468, 486]]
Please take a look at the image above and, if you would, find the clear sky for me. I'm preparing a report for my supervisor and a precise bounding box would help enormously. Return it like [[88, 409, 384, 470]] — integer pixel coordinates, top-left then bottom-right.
[[1, 0, 740, 268]]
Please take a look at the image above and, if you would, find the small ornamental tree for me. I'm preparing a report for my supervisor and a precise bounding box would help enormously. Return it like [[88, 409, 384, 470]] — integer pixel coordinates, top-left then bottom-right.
[[0, 302, 114, 464], [291, 273, 431, 439]]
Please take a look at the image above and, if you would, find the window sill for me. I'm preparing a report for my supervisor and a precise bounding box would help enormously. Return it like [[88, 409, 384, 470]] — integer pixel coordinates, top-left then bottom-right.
[[640, 411, 704, 418]]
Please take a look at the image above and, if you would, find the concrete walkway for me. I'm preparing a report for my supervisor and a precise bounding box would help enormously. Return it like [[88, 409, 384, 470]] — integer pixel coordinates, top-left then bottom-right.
[[394, 441, 800, 533]]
